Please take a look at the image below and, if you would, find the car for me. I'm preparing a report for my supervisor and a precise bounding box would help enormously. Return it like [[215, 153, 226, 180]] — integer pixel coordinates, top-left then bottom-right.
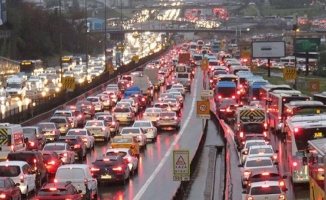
[[142, 107, 162, 123], [245, 145, 278, 165], [97, 93, 113, 108], [23, 131, 41, 150], [163, 98, 181, 113], [58, 136, 87, 161], [90, 155, 131, 185], [132, 120, 158, 142], [156, 111, 180, 130], [216, 97, 237, 108], [44, 141, 74, 163], [216, 98, 237, 119], [86, 96, 104, 112], [7, 151, 48, 188], [238, 157, 277, 186], [158, 93, 174, 102], [66, 129, 95, 150], [34, 182, 82, 200], [39, 150, 63, 176], [53, 110, 78, 128], [170, 84, 185, 95], [0, 161, 36, 198], [113, 106, 135, 125], [95, 114, 119, 136], [84, 120, 110, 142], [106, 84, 122, 100], [55, 164, 98, 200], [167, 91, 184, 104], [76, 100, 95, 117], [239, 139, 268, 159], [37, 122, 61, 142], [0, 177, 21, 200], [130, 93, 147, 109], [153, 102, 172, 112], [117, 79, 130, 92], [119, 127, 147, 149], [246, 168, 287, 191], [243, 181, 287, 200], [73, 109, 86, 127], [106, 148, 138, 174], [110, 136, 140, 158], [120, 99, 139, 113], [22, 126, 46, 148], [49, 116, 72, 136]]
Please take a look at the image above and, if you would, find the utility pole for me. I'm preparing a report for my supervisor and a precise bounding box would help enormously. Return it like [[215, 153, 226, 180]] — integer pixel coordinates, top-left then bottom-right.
[[293, 13, 298, 89], [59, 0, 63, 83], [85, 0, 88, 81]]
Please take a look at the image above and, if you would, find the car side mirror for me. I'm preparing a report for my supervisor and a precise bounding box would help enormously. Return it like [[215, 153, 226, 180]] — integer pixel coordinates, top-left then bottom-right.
[[78, 190, 83, 194], [242, 190, 247, 194]]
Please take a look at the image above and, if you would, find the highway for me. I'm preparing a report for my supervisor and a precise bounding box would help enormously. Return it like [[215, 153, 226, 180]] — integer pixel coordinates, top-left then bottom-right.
[[20, 60, 217, 199]]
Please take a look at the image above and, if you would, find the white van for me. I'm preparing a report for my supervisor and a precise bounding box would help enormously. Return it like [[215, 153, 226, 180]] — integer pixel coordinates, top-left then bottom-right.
[[132, 74, 153, 97], [0, 123, 26, 160], [55, 164, 98, 199], [0, 161, 36, 198]]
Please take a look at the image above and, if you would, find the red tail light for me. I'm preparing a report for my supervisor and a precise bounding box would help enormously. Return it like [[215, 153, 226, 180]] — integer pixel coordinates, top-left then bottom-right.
[[263, 131, 267, 137], [243, 171, 251, 176], [20, 176, 24, 183], [83, 138, 87, 142], [111, 121, 116, 125], [66, 124, 69, 128], [272, 155, 277, 160], [74, 144, 81, 149], [54, 179, 57, 183], [48, 160, 56, 165], [112, 166, 123, 171], [264, 123, 267, 129], [242, 150, 248, 155], [101, 127, 106, 132], [279, 194, 285, 200], [232, 95, 235, 99], [63, 153, 67, 157], [0, 194, 6, 199], [218, 95, 221, 99], [30, 142, 35, 146], [279, 180, 285, 187], [318, 167, 324, 172], [142, 98, 145, 101], [246, 196, 254, 200], [130, 145, 135, 149], [91, 167, 100, 171], [240, 132, 244, 138], [293, 161, 297, 167], [34, 159, 37, 163], [174, 117, 178, 120]]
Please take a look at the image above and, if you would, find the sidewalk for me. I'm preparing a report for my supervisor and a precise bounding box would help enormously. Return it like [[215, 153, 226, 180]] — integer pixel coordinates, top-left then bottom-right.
[[185, 120, 225, 200]]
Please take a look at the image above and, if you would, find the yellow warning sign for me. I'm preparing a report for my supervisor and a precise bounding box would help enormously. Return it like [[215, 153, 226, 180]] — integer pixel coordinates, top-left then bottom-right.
[[0, 128, 8, 145], [239, 109, 265, 123], [201, 57, 209, 71], [283, 67, 297, 80], [62, 77, 75, 90]]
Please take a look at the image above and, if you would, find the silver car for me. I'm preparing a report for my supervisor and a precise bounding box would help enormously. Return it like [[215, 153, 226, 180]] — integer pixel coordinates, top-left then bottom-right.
[[132, 120, 158, 142], [142, 108, 162, 123], [113, 106, 135, 125], [156, 111, 180, 130], [163, 98, 181, 113], [37, 122, 61, 142], [43, 142, 75, 164]]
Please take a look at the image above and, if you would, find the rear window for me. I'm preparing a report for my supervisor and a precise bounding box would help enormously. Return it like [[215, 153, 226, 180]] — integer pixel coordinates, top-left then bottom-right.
[[114, 108, 130, 112], [38, 188, 68, 196], [245, 142, 266, 149], [56, 168, 84, 179], [86, 98, 99, 102], [97, 116, 113, 122], [177, 74, 189, 78], [106, 151, 127, 157], [53, 113, 71, 117], [112, 138, 132, 143], [251, 173, 281, 182], [50, 118, 66, 124], [155, 104, 168, 108], [95, 159, 119, 165], [7, 154, 36, 165], [245, 159, 273, 167], [67, 130, 87, 136], [250, 148, 273, 154], [250, 186, 281, 195], [164, 99, 177, 104], [133, 122, 151, 127], [23, 128, 36, 135], [243, 124, 264, 133], [160, 112, 176, 117], [122, 76, 132, 81], [209, 61, 218, 65], [76, 101, 91, 106], [44, 145, 65, 151], [145, 108, 161, 113], [38, 124, 55, 129], [121, 129, 140, 134], [0, 166, 20, 177], [85, 121, 104, 126]]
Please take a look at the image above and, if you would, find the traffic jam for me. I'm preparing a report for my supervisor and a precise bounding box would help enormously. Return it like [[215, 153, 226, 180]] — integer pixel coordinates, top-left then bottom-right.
[[0, 44, 196, 199]]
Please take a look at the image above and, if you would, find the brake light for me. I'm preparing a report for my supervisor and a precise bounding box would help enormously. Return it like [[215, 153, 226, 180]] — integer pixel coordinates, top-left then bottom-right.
[[264, 123, 267, 129], [34, 159, 37, 163], [49, 188, 57, 191], [30, 142, 35, 146], [142, 98, 145, 101], [101, 127, 106, 132], [279, 180, 285, 187], [130, 145, 135, 149], [63, 153, 67, 157], [174, 117, 178, 120], [20, 176, 24, 183], [74, 144, 81, 149], [262, 172, 269, 176], [91, 167, 100, 171], [279, 194, 285, 200], [272, 155, 277, 160], [218, 95, 221, 99], [262, 185, 269, 188], [111, 121, 116, 125], [220, 109, 225, 112], [11, 145, 14, 152], [318, 167, 324, 172], [66, 124, 69, 128], [54, 179, 57, 183], [147, 128, 153, 132], [113, 166, 123, 171], [78, 114, 82, 118], [137, 135, 142, 139], [293, 161, 297, 167], [232, 95, 235, 99], [243, 171, 251, 176], [210, 79, 213, 83], [294, 128, 299, 133], [240, 132, 244, 138], [246, 196, 253, 200], [263, 131, 267, 137], [83, 138, 87, 142], [0, 194, 6, 199], [84, 178, 88, 185], [253, 97, 256, 100], [48, 160, 55, 165], [242, 150, 248, 155]]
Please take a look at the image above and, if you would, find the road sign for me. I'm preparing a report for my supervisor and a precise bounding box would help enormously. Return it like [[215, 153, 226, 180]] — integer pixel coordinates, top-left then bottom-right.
[[196, 101, 210, 119], [132, 55, 139, 64], [62, 77, 75, 90], [201, 90, 214, 98], [108, 66, 114, 75], [178, 53, 190, 65], [282, 67, 297, 80], [173, 150, 190, 181], [295, 38, 320, 52], [250, 62, 258, 71], [201, 57, 209, 71], [309, 80, 320, 94]]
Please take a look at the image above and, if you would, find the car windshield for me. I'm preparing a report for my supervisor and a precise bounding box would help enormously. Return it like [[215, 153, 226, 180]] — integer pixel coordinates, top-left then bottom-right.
[[67, 130, 87, 136], [121, 129, 140, 134], [133, 122, 151, 127], [38, 189, 68, 196], [250, 148, 273, 154], [114, 108, 130, 112], [155, 104, 168, 108], [38, 124, 55, 129], [251, 186, 281, 195], [86, 98, 99, 102], [160, 112, 175, 117], [112, 138, 132, 143], [23, 128, 36, 135], [0, 166, 20, 177], [50, 118, 66, 124], [245, 159, 273, 167], [85, 121, 104, 126], [44, 144, 65, 151]]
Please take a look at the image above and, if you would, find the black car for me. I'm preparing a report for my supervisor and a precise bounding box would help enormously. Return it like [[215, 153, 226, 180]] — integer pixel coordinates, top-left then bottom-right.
[[91, 155, 130, 185], [130, 94, 147, 108], [117, 80, 130, 92], [7, 151, 48, 188], [35, 182, 82, 200], [58, 136, 86, 161], [216, 98, 237, 120], [0, 177, 21, 200]]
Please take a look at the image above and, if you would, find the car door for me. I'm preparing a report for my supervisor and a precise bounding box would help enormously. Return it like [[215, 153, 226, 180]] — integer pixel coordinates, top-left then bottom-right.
[[140, 129, 146, 143], [23, 164, 35, 192], [37, 153, 47, 179], [87, 130, 94, 145], [8, 178, 20, 199], [86, 169, 97, 191]]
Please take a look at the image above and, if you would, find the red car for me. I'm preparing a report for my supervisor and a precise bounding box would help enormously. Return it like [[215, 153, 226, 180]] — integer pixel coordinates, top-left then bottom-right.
[[0, 177, 21, 200], [40, 150, 63, 176], [34, 182, 82, 200]]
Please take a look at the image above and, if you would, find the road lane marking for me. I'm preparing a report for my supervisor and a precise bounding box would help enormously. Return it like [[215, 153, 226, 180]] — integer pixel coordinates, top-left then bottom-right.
[[133, 73, 199, 200]]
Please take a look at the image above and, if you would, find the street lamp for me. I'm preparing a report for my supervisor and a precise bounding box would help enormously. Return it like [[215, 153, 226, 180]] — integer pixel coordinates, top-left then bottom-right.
[[104, 0, 107, 66], [85, 0, 89, 81], [293, 24, 299, 89], [59, 0, 63, 83]]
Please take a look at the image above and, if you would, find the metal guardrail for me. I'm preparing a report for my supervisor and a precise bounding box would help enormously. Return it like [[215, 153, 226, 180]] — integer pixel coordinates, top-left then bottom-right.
[[0, 55, 20, 75]]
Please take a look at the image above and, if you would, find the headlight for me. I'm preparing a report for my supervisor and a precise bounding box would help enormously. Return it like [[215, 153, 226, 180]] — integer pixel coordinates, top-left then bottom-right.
[[45, 88, 49, 92], [55, 88, 60, 92], [17, 90, 22, 94], [42, 91, 46, 96]]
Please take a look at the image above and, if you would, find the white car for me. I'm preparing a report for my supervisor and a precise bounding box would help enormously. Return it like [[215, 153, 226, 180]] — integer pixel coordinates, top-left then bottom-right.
[[120, 99, 139, 113], [0, 161, 36, 198], [119, 127, 147, 148], [240, 140, 268, 164], [132, 120, 158, 141], [86, 96, 104, 111], [55, 164, 98, 199], [53, 110, 78, 128], [238, 157, 277, 186], [43, 142, 75, 164], [158, 93, 174, 102], [170, 84, 185, 95], [66, 129, 95, 150], [246, 145, 278, 164], [168, 91, 184, 104], [106, 148, 139, 174], [243, 181, 287, 200], [84, 120, 110, 142], [142, 108, 162, 123], [163, 98, 181, 113], [153, 102, 172, 112]]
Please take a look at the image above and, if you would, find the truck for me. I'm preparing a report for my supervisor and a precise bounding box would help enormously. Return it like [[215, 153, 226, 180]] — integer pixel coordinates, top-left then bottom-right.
[[5, 75, 26, 100], [124, 86, 141, 99], [143, 66, 160, 91], [131, 74, 153, 99], [0, 123, 26, 160], [234, 105, 267, 149]]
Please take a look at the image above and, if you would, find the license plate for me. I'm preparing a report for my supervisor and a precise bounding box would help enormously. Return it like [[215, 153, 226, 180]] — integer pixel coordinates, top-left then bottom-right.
[[101, 174, 111, 179]]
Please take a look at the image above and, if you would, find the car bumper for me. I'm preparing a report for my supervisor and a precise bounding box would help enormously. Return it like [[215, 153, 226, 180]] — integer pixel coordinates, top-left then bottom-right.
[[18, 184, 28, 195], [145, 132, 155, 139], [94, 105, 102, 111], [157, 120, 179, 127], [95, 174, 125, 182], [116, 116, 134, 123]]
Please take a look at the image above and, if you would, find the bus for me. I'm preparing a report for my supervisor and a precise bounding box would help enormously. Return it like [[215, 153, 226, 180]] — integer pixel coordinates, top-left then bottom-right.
[[283, 114, 326, 185], [283, 100, 326, 120], [61, 56, 76, 69], [19, 60, 44, 77], [313, 92, 326, 105], [307, 138, 326, 200], [259, 84, 292, 108]]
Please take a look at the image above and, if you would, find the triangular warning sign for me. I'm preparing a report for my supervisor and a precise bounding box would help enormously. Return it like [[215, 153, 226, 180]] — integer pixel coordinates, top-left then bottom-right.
[[176, 156, 186, 165]]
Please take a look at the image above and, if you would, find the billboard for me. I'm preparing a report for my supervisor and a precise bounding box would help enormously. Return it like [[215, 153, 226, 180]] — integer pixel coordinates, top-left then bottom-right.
[[295, 38, 320, 52], [252, 41, 285, 58]]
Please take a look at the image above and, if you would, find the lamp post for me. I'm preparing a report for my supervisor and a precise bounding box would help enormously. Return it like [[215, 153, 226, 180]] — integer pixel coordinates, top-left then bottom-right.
[[59, 0, 63, 83], [293, 24, 299, 89], [85, 0, 89, 81], [104, 0, 107, 66]]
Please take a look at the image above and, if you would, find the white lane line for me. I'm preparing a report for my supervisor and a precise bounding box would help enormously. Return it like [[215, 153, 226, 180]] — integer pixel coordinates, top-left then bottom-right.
[[133, 74, 199, 200]]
